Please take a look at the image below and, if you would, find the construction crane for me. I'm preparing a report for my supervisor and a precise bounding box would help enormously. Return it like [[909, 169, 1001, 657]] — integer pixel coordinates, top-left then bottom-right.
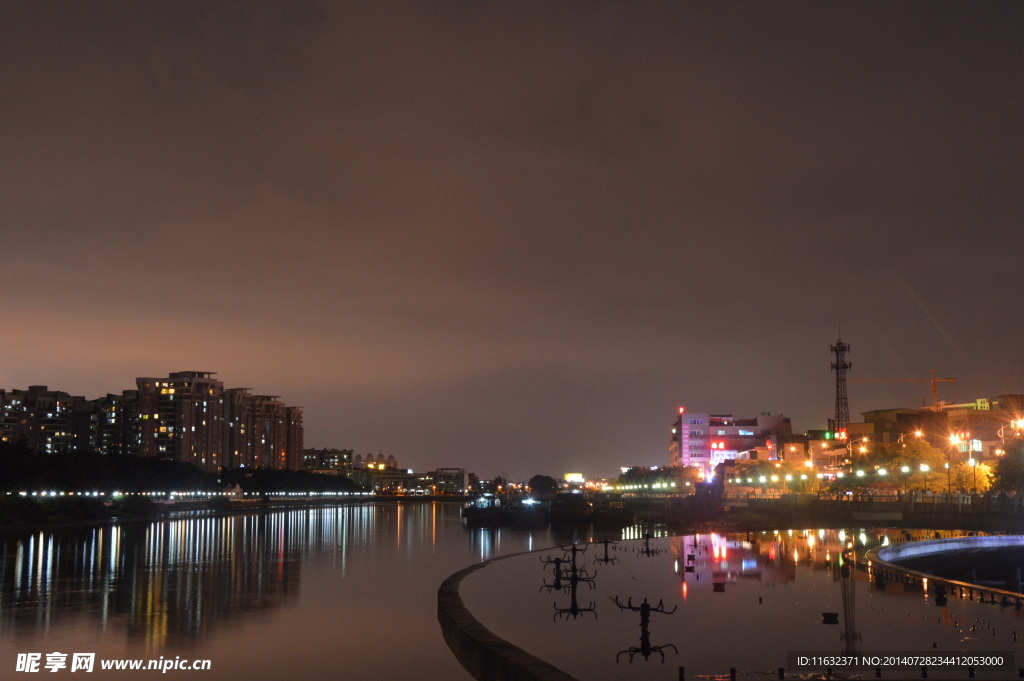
[[848, 370, 955, 410]]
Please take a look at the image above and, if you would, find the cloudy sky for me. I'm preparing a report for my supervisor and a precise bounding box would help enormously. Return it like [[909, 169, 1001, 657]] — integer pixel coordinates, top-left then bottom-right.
[[2, 2, 1022, 479]]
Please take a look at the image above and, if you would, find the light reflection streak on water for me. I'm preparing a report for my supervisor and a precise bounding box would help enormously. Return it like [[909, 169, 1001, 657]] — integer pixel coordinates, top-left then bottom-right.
[[396, 502, 403, 551], [35, 534, 45, 595]]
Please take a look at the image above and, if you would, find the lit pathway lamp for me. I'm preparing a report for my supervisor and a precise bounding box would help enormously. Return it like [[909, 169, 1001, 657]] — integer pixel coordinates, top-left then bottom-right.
[[920, 463, 930, 491], [948, 434, 962, 493], [901, 465, 911, 493], [968, 458, 978, 494]]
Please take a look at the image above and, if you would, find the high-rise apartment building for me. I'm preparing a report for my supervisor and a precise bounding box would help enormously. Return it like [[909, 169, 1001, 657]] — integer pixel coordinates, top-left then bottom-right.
[[0, 386, 85, 454], [93, 390, 143, 457], [137, 371, 226, 473], [2, 372, 304, 472], [286, 406, 304, 471], [223, 388, 304, 471], [223, 387, 255, 469]]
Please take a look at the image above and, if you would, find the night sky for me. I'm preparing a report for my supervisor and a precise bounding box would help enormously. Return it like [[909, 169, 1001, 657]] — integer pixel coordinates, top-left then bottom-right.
[[2, 2, 1022, 480]]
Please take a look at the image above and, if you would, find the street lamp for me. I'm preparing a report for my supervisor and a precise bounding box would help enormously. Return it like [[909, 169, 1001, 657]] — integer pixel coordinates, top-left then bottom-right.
[[900, 465, 911, 493], [898, 430, 924, 447], [920, 463, 930, 492], [999, 419, 1024, 445], [968, 458, 977, 494], [948, 434, 962, 494]]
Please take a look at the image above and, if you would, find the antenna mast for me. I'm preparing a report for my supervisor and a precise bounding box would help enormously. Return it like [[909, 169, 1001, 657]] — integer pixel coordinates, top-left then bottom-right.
[[831, 337, 851, 434]]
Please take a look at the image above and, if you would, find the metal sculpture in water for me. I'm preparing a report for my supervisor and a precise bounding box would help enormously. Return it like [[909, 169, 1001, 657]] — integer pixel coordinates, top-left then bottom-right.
[[543, 543, 597, 621], [612, 596, 678, 663], [539, 555, 566, 593], [636, 533, 663, 557], [594, 537, 619, 565]]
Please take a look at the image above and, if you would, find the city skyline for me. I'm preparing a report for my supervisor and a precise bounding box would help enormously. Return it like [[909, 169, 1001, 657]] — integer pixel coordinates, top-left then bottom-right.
[[3, 2, 1023, 480]]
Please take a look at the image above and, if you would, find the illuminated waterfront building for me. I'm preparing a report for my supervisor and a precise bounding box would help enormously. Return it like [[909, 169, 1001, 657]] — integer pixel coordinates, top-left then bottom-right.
[[303, 447, 354, 475], [1, 373, 303, 471], [93, 390, 143, 457], [137, 371, 226, 472], [670, 408, 792, 479], [223, 389, 304, 471], [0, 385, 85, 454], [843, 394, 1024, 462]]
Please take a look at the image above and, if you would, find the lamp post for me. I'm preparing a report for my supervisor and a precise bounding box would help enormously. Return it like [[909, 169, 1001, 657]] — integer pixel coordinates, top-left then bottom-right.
[[901, 465, 910, 493], [968, 458, 977, 494], [898, 430, 924, 446], [999, 419, 1024, 445], [948, 434, 961, 494], [920, 463, 930, 492]]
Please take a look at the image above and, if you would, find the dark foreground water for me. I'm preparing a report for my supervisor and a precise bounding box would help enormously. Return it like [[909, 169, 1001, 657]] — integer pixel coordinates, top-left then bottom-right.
[[0, 502, 558, 681], [461, 528, 1024, 680]]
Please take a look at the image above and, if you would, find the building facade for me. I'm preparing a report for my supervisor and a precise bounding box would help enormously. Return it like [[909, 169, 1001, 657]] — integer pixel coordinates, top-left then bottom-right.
[[670, 408, 793, 479], [1, 372, 304, 473], [137, 371, 226, 472], [0, 386, 86, 454]]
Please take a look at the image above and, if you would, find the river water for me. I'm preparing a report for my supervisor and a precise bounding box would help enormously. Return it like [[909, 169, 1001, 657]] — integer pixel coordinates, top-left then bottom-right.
[[0, 501, 560, 681], [5, 506, 1024, 681], [460, 527, 1024, 680]]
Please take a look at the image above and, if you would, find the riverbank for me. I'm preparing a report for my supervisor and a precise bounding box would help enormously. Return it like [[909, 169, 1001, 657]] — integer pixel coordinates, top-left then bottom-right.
[[0, 493, 473, 532]]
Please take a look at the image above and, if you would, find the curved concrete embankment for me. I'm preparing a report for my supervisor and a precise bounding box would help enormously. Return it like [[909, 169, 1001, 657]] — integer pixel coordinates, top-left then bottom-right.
[[869, 534, 1024, 603], [875, 534, 1024, 563], [438, 551, 582, 681]]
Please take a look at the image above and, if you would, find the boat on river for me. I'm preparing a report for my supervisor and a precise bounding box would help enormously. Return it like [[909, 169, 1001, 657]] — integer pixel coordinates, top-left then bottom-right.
[[461, 493, 503, 527], [502, 497, 549, 528]]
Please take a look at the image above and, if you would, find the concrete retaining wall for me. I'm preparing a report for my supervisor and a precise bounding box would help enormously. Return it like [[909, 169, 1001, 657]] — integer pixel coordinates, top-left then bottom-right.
[[876, 534, 1024, 563], [438, 553, 582, 681]]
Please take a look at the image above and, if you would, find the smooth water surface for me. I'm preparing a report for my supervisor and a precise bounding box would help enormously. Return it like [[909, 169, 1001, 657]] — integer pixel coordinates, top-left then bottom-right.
[[0, 502, 554, 681], [461, 528, 1024, 680]]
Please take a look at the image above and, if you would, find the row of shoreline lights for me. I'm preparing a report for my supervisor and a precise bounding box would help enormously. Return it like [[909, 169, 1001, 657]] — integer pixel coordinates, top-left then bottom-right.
[[605, 482, 684, 491], [729, 464, 936, 485], [7, 490, 375, 498]]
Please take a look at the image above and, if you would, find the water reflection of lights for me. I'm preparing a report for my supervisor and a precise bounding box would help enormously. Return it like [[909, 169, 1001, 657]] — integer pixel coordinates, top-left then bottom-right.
[[459, 526, 1024, 681]]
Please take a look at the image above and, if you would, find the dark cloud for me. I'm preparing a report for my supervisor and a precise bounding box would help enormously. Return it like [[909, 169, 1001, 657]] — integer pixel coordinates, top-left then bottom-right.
[[2, 1, 1022, 478]]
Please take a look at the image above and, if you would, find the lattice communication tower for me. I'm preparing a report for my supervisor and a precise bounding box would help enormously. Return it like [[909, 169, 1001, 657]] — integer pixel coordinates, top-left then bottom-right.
[[830, 338, 851, 434]]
